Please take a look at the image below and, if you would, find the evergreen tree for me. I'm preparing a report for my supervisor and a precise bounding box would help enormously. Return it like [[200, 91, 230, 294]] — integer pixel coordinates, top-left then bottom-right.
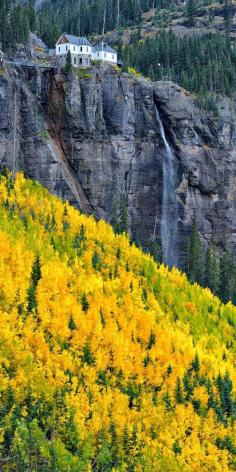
[[204, 244, 219, 294], [147, 331, 156, 350], [183, 370, 193, 401], [0, 0, 11, 50], [231, 263, 236, 305], [65, 50, 72, 74], [110, 195, 128, 235], [81, 343, 94, 365], [73, 225, 86, 255], [175, 377, 184, 404], [123, 426, 130, 456], [192, 352, 200, 374], [219, 250, 233, 303], [163, 391, 172, 411], [81, 293, 89, 312], [187, 218, 202, 284], [27, 255, 42, 313], [28, 0, 37, 32], [92, 251, 100, 271], [173, 439, 182, 455], [216, 373, 235, 418], [186, 0, 197, 27], [68, 315, 76, 331], [223, 0, 233, 33], [42, 24, 60, 48]]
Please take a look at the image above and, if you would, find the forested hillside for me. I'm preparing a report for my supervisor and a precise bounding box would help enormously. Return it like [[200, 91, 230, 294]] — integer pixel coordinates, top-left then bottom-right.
[[38, 0, 174, 44], [122, 30, 236, 98], [37, 0, 235, 46], [0, 1, 36, 50], [0, 171, 236, 470], [36, 0, 236, 100]]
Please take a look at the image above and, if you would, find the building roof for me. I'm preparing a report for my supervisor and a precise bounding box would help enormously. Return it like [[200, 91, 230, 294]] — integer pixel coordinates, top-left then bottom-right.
[[57, 34, 92, 47], [93, 42, 117, 54]]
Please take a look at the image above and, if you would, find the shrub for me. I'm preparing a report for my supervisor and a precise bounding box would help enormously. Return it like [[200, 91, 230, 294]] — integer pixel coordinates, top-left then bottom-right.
[[37, 130, 49, 140], [127, 66, 142, 78], [77, 68, 92, 80]]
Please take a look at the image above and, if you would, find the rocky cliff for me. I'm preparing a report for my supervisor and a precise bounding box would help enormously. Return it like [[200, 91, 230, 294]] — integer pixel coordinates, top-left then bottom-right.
[[0, 63, 235, 268]]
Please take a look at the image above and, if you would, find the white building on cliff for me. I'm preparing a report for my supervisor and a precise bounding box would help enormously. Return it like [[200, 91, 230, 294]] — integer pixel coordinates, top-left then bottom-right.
[[56, 34, 92, 67], [92, 42, 117, 64], [56, 33, 118, 67]]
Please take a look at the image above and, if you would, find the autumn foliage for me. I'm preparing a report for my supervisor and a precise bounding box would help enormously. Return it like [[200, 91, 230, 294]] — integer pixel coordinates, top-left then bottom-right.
[[0, 173, 236, 471]]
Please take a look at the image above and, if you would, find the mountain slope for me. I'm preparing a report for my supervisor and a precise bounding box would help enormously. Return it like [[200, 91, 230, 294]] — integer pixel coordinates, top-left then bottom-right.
[[38, 0, 236, 47], [0, 172, 236, 470]]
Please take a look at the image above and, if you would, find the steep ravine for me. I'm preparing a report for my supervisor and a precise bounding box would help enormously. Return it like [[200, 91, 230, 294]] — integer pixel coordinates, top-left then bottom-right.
[[0, 63, 236, 268]]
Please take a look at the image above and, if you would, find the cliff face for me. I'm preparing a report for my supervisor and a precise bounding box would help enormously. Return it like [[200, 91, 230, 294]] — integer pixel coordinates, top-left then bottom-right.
[[0, 63, 236, 267]]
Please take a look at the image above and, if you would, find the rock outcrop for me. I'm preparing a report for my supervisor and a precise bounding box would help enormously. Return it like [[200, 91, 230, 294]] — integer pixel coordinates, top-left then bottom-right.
[[0, 63, 236, 268]]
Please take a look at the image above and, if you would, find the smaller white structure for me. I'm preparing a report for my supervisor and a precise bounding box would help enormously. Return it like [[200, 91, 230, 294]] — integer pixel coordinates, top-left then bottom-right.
[[56, 33, 92, 67], [92, 42, 117, 64]]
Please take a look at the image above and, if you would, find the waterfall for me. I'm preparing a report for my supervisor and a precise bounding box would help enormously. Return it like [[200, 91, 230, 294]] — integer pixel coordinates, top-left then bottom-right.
[[155, 107, 178, 267]]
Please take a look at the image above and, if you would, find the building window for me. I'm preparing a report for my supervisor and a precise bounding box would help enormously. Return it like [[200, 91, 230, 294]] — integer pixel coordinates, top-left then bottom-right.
[[104, 52, 106, 58], [80, 58, 82, 64], [74, 46, 75, 51], [112, 54, 114, 60], [98, 52, 99, 57], [86, 47, 88, 52], [74, 57, 76, 65], [85, 58, 88, 65], [66, 46, 68, 51], [80, 46, 82, 52], [59, 46, 60, 52]]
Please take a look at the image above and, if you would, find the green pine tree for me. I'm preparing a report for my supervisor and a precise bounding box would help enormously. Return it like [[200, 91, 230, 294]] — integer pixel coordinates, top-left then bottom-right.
[[187, 218, 202, 284], [92, 251, 100, 271], [192, 352, 200, 374], [68, 315, 76, 331], [172, 439, 182, 455], [27, 0, 36, 32], [175, 377, 184, 404], [27, 255, 42, 313], [81, 293, 89, 312], [186, 0, 197, 27], [65, 50, 72, 74], [204, 244, 219, 294], [219, 250, 233, 303], [224, 0, 233, 33]]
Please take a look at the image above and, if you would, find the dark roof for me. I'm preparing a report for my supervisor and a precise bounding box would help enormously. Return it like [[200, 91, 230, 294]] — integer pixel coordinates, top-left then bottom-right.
[[60, 34, 92, 47], [93, 42, 117, 54]]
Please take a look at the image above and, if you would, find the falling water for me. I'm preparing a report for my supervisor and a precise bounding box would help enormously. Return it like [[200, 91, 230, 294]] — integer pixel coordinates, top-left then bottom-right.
[[155, 107, 178, 267]]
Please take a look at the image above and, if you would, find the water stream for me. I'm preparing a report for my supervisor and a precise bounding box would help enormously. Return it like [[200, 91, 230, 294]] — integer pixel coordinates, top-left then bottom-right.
[[155, 107, 178, 267]]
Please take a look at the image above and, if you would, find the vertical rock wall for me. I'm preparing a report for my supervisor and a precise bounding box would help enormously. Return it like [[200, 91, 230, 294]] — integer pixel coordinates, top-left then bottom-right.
[[0, 63, 236, 268]]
